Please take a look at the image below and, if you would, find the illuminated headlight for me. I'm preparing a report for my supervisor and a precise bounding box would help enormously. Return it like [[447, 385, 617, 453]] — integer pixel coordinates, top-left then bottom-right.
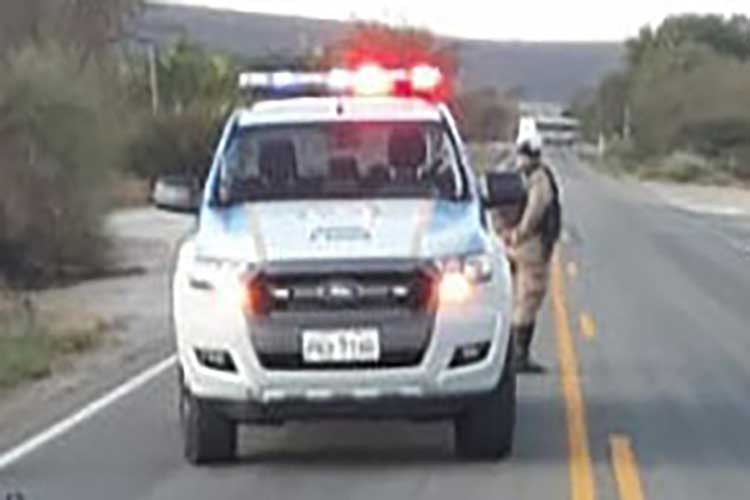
[[436, 253, 493, 284], [188, 256, 250, 307], [439, 271, 472, 304], [436, 253, 494, 304]]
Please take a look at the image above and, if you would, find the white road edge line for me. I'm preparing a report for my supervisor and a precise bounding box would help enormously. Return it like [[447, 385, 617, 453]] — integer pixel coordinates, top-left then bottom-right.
[[0, 355, 177, 471], [675, 202, 746, 217]]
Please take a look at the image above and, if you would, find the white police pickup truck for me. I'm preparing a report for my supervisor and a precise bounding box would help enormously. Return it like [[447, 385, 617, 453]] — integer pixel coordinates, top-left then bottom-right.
[[156, 65, 527, 464]]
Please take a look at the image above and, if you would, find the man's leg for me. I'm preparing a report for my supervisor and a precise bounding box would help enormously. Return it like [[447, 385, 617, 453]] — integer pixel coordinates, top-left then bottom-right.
[[511, 261, 550, 374], [512, 322, 546, 374]]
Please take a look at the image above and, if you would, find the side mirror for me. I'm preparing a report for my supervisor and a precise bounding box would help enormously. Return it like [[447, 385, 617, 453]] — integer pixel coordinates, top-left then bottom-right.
[[151, 174, 200, 214], [482, 171, 527, 229]]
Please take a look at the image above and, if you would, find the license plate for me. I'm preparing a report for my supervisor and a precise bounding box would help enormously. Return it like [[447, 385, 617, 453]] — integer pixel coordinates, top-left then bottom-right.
[[302, 328, 380, 364]]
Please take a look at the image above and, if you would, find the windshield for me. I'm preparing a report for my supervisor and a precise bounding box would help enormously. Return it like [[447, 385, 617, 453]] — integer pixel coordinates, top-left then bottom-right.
[[217, 121, 462, 203]]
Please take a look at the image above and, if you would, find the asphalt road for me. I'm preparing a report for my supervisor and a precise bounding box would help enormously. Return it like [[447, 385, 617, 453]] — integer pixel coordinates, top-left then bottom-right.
[[2, 150, 750, 500]]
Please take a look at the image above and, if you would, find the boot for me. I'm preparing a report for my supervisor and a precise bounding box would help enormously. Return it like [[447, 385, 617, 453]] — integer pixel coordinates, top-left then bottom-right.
[[512, 323, 547, 375]]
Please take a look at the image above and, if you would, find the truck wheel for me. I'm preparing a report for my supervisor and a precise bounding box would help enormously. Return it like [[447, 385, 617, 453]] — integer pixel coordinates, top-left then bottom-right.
[[182, 389, 237, 465], [454, 345, 516, 460]]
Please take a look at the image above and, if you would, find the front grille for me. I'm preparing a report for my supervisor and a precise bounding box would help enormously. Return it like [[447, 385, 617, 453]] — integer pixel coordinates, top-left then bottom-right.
[[248, 260, 438, 372], [260, 268, 436, 313]]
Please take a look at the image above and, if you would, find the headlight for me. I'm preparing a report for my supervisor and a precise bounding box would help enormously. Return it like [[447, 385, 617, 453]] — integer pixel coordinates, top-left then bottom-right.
[[188, 256, 247, 290], [187, 256, 272, 314], [188, 256, 250, 308], [464, 253, 493, 283], [436, 253, 493, 284], [439, 271, 472, 304], [435, 253, 494, 305]]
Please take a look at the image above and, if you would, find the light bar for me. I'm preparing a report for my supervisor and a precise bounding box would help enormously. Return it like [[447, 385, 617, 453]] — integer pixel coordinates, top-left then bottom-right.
[[352, 64, 392, 96], [327, 68, 353, 90], [239, 71, 327, 89], [238, 72, 271, 88], [238, 65, 443, 98], [411, 64, 443, 92]]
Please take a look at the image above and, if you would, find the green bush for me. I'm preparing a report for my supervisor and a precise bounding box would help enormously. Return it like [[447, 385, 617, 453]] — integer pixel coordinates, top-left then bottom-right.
[[678, 117, 750, 156], [639, 152, 715, 183], [723, 145, 750, 181], [0, 46, 123, 285], [125, 104, 225, 183], [121, 39, 237, 183], [597, 138, 643, 175], [0, 320, 105, 389], [0, 335, 54, 388]]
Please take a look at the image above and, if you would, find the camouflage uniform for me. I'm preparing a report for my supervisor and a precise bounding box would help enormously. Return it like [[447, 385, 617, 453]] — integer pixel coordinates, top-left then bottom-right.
[[506, 159, 556, 372]]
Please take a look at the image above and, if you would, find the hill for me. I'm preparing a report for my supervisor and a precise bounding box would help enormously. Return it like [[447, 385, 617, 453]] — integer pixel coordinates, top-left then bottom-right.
[[137, 3, 623, 102]]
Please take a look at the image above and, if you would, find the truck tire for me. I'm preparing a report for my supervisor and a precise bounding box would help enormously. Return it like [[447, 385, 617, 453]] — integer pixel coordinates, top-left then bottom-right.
[[182, 387, 237, 465], [454, 344, 516, 460]]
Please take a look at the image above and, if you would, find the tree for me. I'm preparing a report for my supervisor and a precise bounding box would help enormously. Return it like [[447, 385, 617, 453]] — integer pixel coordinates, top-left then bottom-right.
[[454, 87, 518, 142], [122, 39, 240, 182], [156, 39, 238, 113], [60, 0, 145, 66], [626, 42, 744, 156], [0, 0, 143, 65], [0, 0, 146, 283], [0, 0, 51, 54], [625, 26, 656, 68], [0, 46, 125, 282], [626, 14, 750, 66], [568, 72, 629, 142], [596, 72, 630, 138], [580, 13, 750, 166]]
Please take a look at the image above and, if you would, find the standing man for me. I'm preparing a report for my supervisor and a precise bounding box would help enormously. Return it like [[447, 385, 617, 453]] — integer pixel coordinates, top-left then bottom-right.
[[503, 133, 561, 374]]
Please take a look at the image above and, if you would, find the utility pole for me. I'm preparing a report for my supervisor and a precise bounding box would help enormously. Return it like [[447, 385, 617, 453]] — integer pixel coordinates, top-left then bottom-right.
[[147, 43, 160, 116], [623, 103, 632, 142]]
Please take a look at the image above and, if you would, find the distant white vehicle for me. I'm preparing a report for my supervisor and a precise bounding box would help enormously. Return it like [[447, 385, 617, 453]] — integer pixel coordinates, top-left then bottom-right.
[[536, 116, 580, 146], [516, 116, 539, 144], [516, 116, 579, 147], [151, 175, 200, 213]]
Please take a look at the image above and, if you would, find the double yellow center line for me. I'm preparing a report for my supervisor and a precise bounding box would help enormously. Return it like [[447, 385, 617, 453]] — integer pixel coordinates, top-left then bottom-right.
[[551, 254, 647, 500], [610, 435, 646, 500], [551, 253, 597, 500]]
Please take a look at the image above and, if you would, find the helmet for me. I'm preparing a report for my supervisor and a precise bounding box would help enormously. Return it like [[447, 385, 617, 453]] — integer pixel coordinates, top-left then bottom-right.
[[516, 133, 543, 159]]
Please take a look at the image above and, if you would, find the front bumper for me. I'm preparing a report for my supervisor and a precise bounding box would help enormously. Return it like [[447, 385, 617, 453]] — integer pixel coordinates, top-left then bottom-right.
[[203, 390, 496, 424], [174, 255, 513, 412]]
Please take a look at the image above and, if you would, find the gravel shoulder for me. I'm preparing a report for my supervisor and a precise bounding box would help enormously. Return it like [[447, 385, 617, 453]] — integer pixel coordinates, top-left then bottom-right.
[[0, 208, 194, 454]]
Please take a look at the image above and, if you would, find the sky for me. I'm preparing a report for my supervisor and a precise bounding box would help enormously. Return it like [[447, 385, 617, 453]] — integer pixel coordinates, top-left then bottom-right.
[[160, 0, 749, 41]]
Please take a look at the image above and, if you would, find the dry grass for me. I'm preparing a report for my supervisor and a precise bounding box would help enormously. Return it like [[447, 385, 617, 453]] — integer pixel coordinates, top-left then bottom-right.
[[0, 292, 108, 390], [113, 177, 151, 208]]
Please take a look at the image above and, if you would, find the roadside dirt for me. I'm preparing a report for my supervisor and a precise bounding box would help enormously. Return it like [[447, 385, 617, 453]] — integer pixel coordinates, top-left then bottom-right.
[[0, 208, 194, 454], [643, 181, 750, 216]]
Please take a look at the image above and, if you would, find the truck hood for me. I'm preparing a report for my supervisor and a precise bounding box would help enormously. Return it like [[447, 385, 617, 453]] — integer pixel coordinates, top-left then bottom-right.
[[196, 199, 487, 263]]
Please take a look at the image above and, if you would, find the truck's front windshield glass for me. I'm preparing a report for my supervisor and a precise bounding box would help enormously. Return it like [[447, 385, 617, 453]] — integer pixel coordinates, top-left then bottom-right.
[[219, 121, 462, 203]]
